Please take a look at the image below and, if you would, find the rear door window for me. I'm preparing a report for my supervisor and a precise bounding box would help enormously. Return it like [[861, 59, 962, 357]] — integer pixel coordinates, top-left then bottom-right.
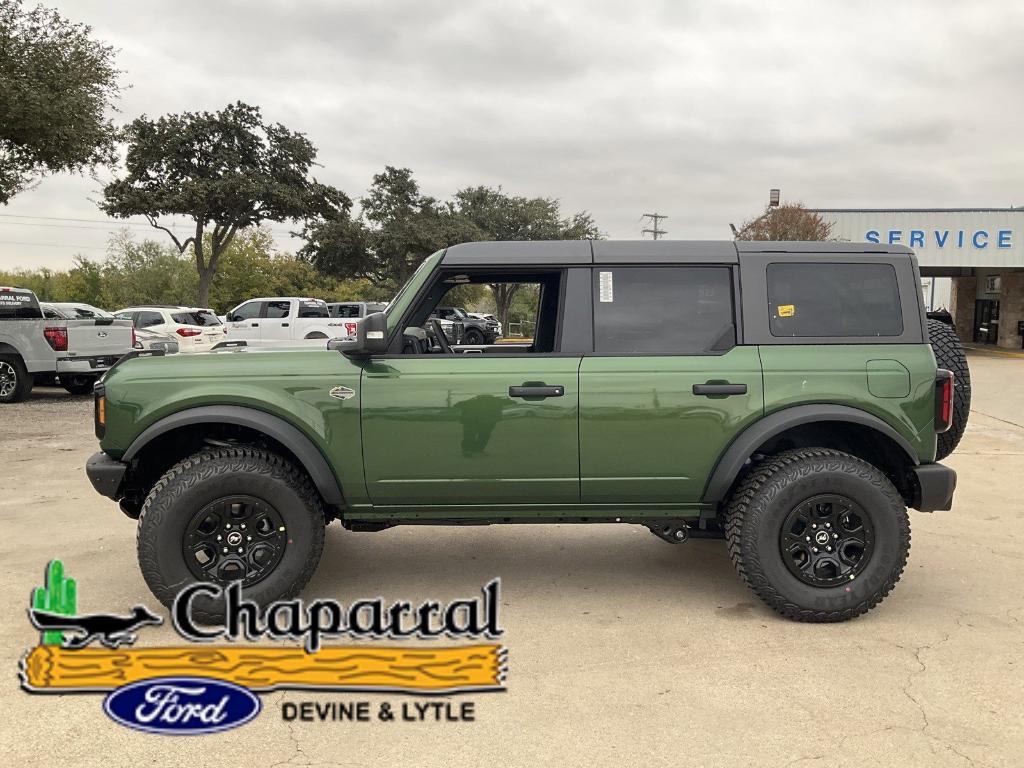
[[264, 301, 291, 319], [767, 263, 903, 337], [592, 267, 735, 354], [0, 290, 42, 320]]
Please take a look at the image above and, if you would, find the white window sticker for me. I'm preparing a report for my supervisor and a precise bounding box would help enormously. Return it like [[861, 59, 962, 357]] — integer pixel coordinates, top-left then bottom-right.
[[599, 271, 614, 302]]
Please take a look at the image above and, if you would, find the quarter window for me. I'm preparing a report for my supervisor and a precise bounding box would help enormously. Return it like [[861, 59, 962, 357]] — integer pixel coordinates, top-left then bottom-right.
[[767, 263, 903, 337], [592, 267, 735, 354]]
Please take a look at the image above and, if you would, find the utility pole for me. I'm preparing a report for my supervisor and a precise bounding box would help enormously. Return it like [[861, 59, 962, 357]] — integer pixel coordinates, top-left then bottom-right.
[[641, 212, 667, 240]]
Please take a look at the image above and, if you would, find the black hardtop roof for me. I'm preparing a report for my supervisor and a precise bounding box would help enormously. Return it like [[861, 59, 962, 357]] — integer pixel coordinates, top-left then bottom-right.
[[440, 239, 912, 265]]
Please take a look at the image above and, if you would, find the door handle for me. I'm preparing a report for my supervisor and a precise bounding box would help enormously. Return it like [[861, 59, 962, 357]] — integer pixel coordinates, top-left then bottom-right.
[[509, 385, 564, 398], [252, 323, 259, 327], [692, 382, 747, 396], [282, 323, 289, 327]]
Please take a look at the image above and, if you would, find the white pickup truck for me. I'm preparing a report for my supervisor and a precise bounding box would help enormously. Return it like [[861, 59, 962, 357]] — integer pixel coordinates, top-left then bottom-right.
[[0, 287, 134, 402], [224, 297, 353, 344]]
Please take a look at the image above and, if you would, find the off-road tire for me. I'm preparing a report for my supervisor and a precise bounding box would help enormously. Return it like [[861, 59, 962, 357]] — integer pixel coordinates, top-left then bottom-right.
[[722, 448, 910, 622], [464, 328, 485, 345], [137, 447, 326, 623], [0, 355, 32, 403], [927, 318, 971, 460], [59, 375, 96, 396]]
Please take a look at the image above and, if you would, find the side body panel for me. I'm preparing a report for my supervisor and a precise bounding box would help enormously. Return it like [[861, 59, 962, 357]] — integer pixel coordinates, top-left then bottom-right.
[[758, 344, 938, 463], [0, 320, 55, 372], [579, 346, 765, 503], [359, 356, 582, 507], [99, 350, 370, 505]]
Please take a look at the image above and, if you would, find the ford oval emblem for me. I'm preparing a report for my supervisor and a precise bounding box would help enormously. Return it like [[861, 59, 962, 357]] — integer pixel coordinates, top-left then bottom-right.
[[103, 676, 261, 735]]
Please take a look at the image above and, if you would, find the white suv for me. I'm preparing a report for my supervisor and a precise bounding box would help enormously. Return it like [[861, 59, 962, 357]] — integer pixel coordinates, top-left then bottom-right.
[[114, 306, 226, 353]]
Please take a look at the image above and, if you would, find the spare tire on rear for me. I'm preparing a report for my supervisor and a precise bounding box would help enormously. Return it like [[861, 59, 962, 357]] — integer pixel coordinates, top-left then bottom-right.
[[928, 318, 970, 460]]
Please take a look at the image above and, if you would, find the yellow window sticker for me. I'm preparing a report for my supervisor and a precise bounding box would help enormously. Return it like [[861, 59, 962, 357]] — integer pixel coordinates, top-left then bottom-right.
[[777, 304, 795, 318]]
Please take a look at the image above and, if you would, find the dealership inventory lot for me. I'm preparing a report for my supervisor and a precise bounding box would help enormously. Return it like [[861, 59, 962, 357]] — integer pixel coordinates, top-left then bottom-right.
[[1, 353, 1022, 768]]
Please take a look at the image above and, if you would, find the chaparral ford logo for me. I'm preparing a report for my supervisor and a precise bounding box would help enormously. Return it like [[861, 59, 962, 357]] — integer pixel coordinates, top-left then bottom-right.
[[20, 561, 507, 734]]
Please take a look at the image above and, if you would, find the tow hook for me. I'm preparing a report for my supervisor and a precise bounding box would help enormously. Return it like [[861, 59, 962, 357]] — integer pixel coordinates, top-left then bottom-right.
[[646, 522, 689, 544]]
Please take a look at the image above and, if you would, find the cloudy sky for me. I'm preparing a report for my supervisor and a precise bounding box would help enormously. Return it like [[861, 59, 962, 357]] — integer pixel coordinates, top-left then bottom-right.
[[3, 0, 1022, 270]]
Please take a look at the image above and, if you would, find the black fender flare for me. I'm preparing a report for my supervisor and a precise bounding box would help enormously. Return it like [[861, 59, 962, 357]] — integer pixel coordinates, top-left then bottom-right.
[[702, 404, 920, 504], [122, 405, 345, 506]]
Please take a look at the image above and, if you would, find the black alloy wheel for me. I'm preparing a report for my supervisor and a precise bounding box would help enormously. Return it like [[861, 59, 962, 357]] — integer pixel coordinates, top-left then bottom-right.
[[779, 494, 874, 587], [183, 495, 288, 587]]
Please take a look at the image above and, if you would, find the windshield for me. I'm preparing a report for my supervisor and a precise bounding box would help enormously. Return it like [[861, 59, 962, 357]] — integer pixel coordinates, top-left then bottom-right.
[[385, 249, 445, 335]]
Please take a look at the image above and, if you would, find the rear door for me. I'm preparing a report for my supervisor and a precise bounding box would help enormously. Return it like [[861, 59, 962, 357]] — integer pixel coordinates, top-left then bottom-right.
[[260, 300, 293, 340], [579, 265, 764, 503]]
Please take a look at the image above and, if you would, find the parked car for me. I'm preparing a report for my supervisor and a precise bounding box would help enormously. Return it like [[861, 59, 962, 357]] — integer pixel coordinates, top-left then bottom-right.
[[434, 306, 500, 344], [466, 312, 502, 338], [114, 306, 226, 353], [225, 297, 348, 343], [0, 286, 133, 401], [86, 239, 966, 624]]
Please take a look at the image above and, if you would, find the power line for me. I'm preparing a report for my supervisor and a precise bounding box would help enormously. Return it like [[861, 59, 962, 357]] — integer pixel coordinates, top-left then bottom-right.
[[641, 212, 667, 240], [0, 212, 298, 237], [0, 239, 107, 250]]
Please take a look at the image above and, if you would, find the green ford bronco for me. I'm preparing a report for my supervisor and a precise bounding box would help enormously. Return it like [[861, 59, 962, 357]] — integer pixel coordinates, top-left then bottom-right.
[[86, 240, 966, 622]]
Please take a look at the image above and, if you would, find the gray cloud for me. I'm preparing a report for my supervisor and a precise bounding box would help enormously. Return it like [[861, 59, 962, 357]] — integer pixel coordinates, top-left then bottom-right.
[[1, 0, 1021, 270]]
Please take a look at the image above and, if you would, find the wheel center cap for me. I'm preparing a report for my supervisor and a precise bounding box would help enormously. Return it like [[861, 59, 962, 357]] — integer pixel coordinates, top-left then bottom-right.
[[226, 531, 243, 546], [814, 530, 831, 546]]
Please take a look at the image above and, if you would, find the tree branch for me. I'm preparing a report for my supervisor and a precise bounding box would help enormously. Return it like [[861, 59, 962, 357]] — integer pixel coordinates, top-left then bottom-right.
[[145, 215, 193, 254]]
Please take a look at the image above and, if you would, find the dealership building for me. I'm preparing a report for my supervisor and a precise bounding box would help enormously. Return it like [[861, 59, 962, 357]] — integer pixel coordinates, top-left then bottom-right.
[[813, 208, 1024, 349]]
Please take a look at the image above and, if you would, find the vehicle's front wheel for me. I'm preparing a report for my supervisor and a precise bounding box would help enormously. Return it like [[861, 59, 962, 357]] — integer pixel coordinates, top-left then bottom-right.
[[59, 375, 97, 395], [722, 448, 910, 622], [0, 355, 32, 403], [137, 447, 326, 622], [464, 328, 485, 345]]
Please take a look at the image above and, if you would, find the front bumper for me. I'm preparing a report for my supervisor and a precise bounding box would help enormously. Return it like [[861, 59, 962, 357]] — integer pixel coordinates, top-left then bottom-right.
[[86, 451, 127, 500], [911, 462, 956, 512]]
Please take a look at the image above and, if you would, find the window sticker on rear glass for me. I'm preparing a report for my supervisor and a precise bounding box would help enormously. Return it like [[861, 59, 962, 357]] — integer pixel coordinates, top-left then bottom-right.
[[599, 271, 614, 302], [777, 304, 795, 317]]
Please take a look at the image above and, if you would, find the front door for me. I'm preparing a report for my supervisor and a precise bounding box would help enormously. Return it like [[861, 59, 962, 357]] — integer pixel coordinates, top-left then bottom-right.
[[360, 356, 581, 506], [578, 265, 764, 504]]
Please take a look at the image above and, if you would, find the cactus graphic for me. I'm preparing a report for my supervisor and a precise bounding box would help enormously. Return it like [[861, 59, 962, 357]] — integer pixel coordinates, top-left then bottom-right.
[[31, 560, 76, 645]]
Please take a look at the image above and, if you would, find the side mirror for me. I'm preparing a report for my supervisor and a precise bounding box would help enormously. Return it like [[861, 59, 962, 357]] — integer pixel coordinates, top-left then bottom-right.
[[328, 312, 388, 357]]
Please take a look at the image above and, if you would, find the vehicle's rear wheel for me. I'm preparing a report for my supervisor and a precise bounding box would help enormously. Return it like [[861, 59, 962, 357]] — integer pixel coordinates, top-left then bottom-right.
[[464, 328, 485, 345], [59, 375, 97, 396], [137, 447, 326, 623], [0, 355, 32, 403], [722, 448, 910, 622], [927, 318, 971, 460]]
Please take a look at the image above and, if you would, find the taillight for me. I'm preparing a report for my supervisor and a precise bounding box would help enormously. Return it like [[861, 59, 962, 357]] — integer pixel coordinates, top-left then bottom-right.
[[176, 327, 202, 337], [935, 369, 954, 433], [43, 326, 68, 351], [344, 322, 357, 337]]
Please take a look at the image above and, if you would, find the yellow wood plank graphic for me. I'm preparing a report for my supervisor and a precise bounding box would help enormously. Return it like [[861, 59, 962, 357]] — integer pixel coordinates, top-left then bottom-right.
[[21, 644, 506, 693]]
